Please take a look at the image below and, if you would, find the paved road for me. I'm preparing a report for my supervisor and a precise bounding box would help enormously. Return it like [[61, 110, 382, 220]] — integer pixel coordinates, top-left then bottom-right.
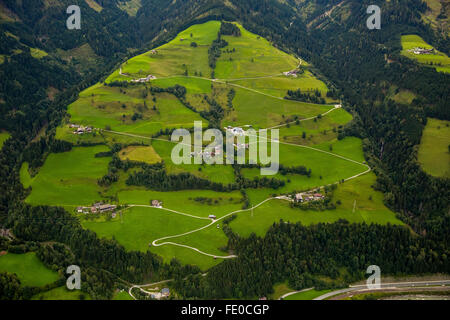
[[313, 280, 450, 300], [279, 287, 314, 300]]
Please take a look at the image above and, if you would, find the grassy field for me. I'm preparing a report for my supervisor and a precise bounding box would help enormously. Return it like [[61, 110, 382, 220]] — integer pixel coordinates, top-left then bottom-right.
[[112, 289, 134, 300], [66, 85, 204, 136], [151, 139, 236, 185], [278, 107, 353, 145], [226, 71, 335, 102], [30, 47, 48, 59], [19, 162, 34, 188], [0, 252, 60, 287], [32, 286, 91, 300], [283, 289, 333, 300], [106, 21, 221, 82], [417, 118, 450, 178], [24, 146, 111, 206], [401, 34, 450, 73], [230, 172, 402, 238], [0, 131, 10, 149], [114, 188, 244, 219], [223, 85, 333, 129], [215, 23, 298, 79], [82, 206, 223, 270], [240, 137, 367, 204]]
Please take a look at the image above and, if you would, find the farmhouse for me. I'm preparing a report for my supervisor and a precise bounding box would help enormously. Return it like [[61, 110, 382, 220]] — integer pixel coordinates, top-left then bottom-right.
[[293, 192, 325, 203], [225, 126, 245, 136], [283, 69, 300, 77], [411, 47, 434, 55], [131, 74, 156, 83], [209, 214, 217, 220]]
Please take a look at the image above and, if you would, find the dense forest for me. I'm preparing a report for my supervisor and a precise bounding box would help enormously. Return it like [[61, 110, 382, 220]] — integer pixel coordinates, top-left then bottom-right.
[[0, 0, 448, 299]]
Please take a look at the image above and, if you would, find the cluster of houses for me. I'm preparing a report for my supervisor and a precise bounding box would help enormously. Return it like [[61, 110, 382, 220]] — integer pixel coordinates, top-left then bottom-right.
[[151, 200, 163, 208], [131, 74, 157, 83], [69, 124, 93, 135], [190, 145, 222, 159], [76, 202, 117, 214], [409, 47, 435, 55], [149, 287, 170, 300], [293, 192, 325, 203], [225, 126, 246, 136], [283, 69, 301, 77]]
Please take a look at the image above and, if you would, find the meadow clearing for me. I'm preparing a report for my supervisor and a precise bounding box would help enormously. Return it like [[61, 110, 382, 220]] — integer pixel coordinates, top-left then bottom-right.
[[417, 118, 450, 178], [0, 131, 10, 149], [401, 34, 450, 73], [230, 172, 402, 238], [283, 289, 333, 300], [32, 286, 91, 300], [24, 145, 111, 206]]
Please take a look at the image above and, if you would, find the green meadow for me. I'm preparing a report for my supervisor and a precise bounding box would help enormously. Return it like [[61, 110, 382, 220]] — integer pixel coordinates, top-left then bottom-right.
[[106, 21, 221, 83], [283, 289, 333, 300], [151, 139, 236, 185], [0, 252, 60, 287], [401, 35, 450, 73], [0, 131, 10, 149], [82, 206, 223, 270], [114, 188, 244, 219], [19, 162, 34, 188], [215, 23, 298, 79], [278, 107, 353, 145], [223, 86, 333, 129], [113, 290, 134, 300], [226, 71, 334, 102], [119, 145, 162, 164], [230, 172, 402, 238], [32, 286, 91, 300], [66, 85, 204, 136], [24, 146, 111, 206], [417, 118, 450, 178]]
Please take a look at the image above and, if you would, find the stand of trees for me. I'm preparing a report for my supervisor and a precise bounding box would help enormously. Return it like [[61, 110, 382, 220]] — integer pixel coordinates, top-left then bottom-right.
[[173, 219, 450, 299], [285, 88, 326, 104]]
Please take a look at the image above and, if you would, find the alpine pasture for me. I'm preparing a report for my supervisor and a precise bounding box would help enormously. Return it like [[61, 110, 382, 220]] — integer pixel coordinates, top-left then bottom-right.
[[21, 21, 398, 271]]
